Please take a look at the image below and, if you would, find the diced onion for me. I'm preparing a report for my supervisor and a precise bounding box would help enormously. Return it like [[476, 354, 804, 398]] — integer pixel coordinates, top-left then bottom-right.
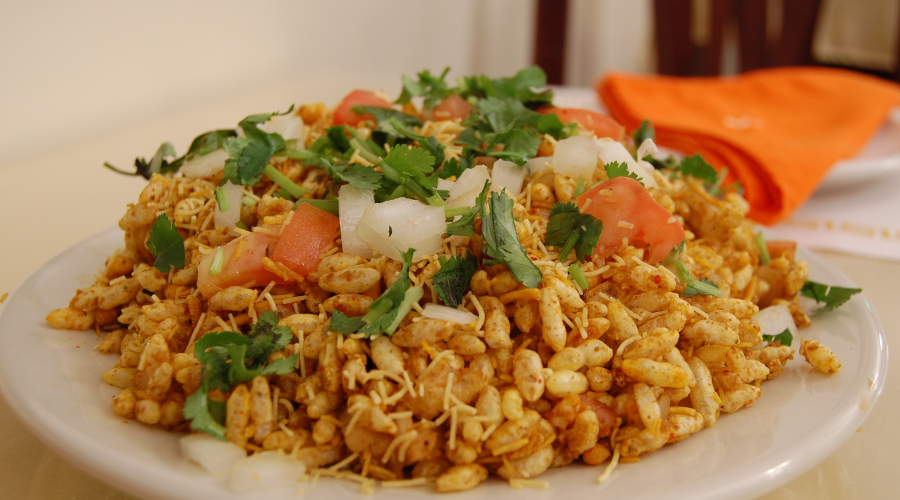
[[259, 114, 304, 146], [339, 184, 376, 258], [752, 305, 798, 338], [445, 165, 491, 208], [182, 148, 230, 178], [552, 135, 598, 181], [356, 198, 446, 261], [214, 181, 244, 231], [228, 450, 307, 493], [437, 178, 456, 191], [180, 434, 246, 477], [422, 303, 478, 325], [528, 156, 552, 175], [490, 159, 527, 198], [595, 138, 658, 188]]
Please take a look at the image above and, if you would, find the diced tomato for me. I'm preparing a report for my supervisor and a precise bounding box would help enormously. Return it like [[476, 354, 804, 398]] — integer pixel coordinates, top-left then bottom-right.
[[431, 94, 472, 121], [197, 233, 286, 299], [538, 107, 625, 141], [272, 203, 340, 277], [577, 395, 617, 438], [332, 90, 392, 127], [576, 177, 684, 264]]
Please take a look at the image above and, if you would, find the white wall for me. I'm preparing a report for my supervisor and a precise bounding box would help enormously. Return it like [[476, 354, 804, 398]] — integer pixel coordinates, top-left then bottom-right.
[[0, 0, 539, 168]]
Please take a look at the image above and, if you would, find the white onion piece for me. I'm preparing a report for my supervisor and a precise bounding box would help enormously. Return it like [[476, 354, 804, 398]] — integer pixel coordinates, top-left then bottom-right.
[[422, 303, 478, 325], [259, 114, 305, 146], [181, 148, 229, 178], [180, 433, 246, 477], [552, 135, 598, 181], [595, 138, 658, 188], [437, 178, 456, 192], [636, 138, 659, 160], [214, 181, 244, 231], [445, 165, 491, 208], [228, 450, 307, 493], [490, 159, 527, 198], [752, 305, 798, 338], [339, 184, 375, 258], [356, 198, 446, 261], [528, 155, 552, 175]]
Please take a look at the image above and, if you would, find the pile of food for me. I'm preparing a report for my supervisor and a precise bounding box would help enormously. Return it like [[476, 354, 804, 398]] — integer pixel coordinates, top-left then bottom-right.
[[47, 67, 857, 494]]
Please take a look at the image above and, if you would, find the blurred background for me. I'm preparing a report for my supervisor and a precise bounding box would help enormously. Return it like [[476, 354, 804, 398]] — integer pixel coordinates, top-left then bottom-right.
[[2, 0, 897, 170]]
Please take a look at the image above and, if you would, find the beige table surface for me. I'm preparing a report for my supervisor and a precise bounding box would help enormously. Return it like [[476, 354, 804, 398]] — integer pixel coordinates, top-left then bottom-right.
[[0, 77, 896, 500]]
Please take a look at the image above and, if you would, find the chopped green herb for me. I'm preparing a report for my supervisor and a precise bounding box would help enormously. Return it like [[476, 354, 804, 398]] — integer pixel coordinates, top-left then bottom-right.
[[755, 232, 771, 265], [146, 214, 185, 273], [182, 312, 297, 440], [569, 264, 588, 290], [677, 154, 718, 185], [605, 161, 643, 185], [208, 248, 225, 275], [446, 181, 490, 237], [104, 129, 236, 179], [545, 201, 603, 263], [235, 221, 249, 231], [317, 158, 382, 191], [663, 242, 723, 298], [377, 145, 443, 206], [762, 327, 793, 346], [242, 196, 256, 207], [632, 120, 655, 146], [263, 164, 308, 198], [683, 278, 720, 297], [481, 191, 542, 288], [222, 107, 293, 186], [329, 248, 422, 337], [800, 280, 862, 314], [396, 67, 452, 109], [214, 186, 229, 212], [432, 252, 479, 308]]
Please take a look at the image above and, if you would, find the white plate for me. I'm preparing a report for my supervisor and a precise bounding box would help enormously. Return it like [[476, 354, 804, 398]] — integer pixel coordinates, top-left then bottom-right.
[[0, 226, 887, 500], [551, 87, 900, 194]]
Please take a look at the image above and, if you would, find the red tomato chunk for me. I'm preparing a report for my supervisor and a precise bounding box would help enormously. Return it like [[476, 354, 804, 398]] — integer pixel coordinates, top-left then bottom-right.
[[272, 203, 340, 277], [538, 107, 625, 142], [332, 90, 392, 127], [197, 233, 286, 299], [576, 177, 684, 265], [432, 94, 472, 121]]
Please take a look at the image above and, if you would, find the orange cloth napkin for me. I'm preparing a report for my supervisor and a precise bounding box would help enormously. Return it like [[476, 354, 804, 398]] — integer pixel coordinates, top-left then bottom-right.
[[597, 67, 900, 225]]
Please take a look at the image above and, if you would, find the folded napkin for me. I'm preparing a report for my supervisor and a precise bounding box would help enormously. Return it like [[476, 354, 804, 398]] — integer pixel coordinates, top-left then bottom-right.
[[597, 67, 900, 225]]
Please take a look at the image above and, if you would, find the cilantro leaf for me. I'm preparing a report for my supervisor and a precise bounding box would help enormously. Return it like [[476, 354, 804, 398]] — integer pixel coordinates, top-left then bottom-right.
[[352, 106, 423, 145], [488, 66, 554, 104], [481, 191, 542, 288], [632, 120, 655, 146], [536, 112, 577, 140], [378, 146, 443, 205], [438, 156, 469, 180], [432, 252, 479, 308], [387, 118, 445, 169], [473, 97, 542, 134], [222, 107, 293, 186], [104, 129, 237, 179], [329, 311, 366, 335], [396, 67, 452, 109], [605, 161, 643, 185], [677, 154, 718, 184], [446, 180, 490, 236], [800, 280, 862, 314], [545, 202, 603, 263], [183, 383, 227, 440], [330, 248, 423, 337], [326, 126, 352, 153], [317, 158, 382, 190], [183, 311, 297, 440], [147, 214, 185, 273], [762, 327, 794, 346], [488, 129, 542, 166]]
